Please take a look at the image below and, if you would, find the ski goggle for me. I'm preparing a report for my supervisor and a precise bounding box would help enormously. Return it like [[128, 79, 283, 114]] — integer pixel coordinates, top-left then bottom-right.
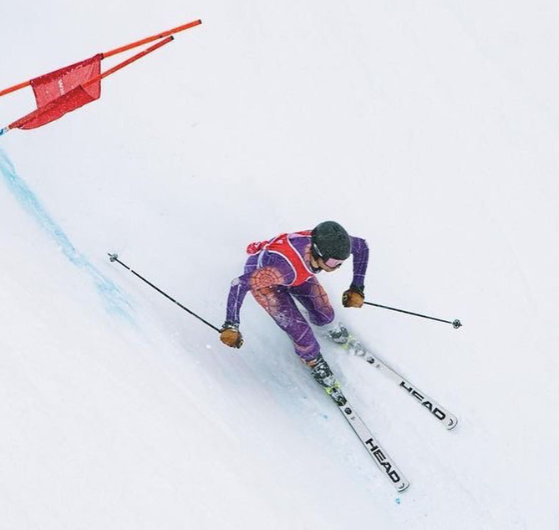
[[323, 257, 345, 269], [312, 243, 345, 269]]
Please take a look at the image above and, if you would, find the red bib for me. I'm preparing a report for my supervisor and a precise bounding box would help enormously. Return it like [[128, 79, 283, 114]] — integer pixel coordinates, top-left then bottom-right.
[[246, 231, 314, 286]]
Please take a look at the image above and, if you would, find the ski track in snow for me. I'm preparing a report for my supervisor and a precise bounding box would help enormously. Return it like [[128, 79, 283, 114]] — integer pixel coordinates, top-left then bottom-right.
[[0, 149, 133, 321]]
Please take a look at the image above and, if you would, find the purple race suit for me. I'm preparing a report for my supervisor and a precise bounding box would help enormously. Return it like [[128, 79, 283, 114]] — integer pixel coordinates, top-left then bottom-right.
[[225, 231, 369, 361]]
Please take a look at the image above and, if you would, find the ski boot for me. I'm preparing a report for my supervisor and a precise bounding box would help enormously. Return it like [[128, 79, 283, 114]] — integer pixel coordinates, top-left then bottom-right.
[[326, 323, 367, 357], [309, 353, 347, 406]]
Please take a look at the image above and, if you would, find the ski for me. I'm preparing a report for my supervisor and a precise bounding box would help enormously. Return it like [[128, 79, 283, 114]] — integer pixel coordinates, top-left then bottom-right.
[[327, 325, 458, 430], [325, 387, 410, 492]]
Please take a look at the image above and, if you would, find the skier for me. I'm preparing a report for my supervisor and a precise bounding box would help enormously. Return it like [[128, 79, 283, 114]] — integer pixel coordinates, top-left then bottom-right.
[[219, 221, 369, 399]]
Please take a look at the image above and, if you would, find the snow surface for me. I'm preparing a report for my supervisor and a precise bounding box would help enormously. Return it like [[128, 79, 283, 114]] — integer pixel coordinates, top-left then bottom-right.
[[1, 1, 558, 528]]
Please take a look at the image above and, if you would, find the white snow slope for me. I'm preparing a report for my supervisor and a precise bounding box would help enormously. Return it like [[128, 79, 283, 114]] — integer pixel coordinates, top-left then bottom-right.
[[1, 1, 558, 529]]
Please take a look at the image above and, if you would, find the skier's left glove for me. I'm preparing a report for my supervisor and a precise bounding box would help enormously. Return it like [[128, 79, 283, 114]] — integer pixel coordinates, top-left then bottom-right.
[[220, 321, 244, 348], [342, 284, 365, 308]]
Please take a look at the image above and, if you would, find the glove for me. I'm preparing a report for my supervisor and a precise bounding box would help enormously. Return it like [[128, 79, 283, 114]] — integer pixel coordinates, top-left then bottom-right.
[[342, 284, 365, 308], [220, 321, 244, 348]]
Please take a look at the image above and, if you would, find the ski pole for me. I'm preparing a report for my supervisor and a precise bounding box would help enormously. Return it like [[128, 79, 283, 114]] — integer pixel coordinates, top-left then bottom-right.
[[108, 253, 221, 333], [363, 301, 462, 329]]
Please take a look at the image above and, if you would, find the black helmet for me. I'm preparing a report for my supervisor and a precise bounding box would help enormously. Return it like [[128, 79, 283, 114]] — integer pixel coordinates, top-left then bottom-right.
[[311, 221, 351, 261]]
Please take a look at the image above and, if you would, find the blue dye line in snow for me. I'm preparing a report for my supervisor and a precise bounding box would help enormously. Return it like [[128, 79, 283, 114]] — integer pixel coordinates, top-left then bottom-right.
[[0, 149, 133, 321]]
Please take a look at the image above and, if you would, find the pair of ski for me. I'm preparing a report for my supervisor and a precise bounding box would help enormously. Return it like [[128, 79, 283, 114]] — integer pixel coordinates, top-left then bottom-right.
[[323, 334, 458, 493]]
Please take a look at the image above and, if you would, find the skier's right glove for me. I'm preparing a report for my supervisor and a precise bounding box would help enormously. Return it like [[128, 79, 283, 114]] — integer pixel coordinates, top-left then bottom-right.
[[220, 321, 244, 349]]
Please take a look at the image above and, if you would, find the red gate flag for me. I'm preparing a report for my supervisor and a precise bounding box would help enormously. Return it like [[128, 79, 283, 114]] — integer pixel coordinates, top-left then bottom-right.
[[0, 19, 201, 136], [10, 55, 102, 131]]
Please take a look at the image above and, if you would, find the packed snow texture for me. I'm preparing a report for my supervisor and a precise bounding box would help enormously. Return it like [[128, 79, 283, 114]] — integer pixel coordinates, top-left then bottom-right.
[[1, 1, 558, 529]]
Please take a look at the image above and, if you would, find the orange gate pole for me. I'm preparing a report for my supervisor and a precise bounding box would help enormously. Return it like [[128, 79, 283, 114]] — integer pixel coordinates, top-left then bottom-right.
[[0, 80, 31, 98], [84, 35, 174, 88], [0, 19, 201, 98], [102, 19, 202, 59]]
